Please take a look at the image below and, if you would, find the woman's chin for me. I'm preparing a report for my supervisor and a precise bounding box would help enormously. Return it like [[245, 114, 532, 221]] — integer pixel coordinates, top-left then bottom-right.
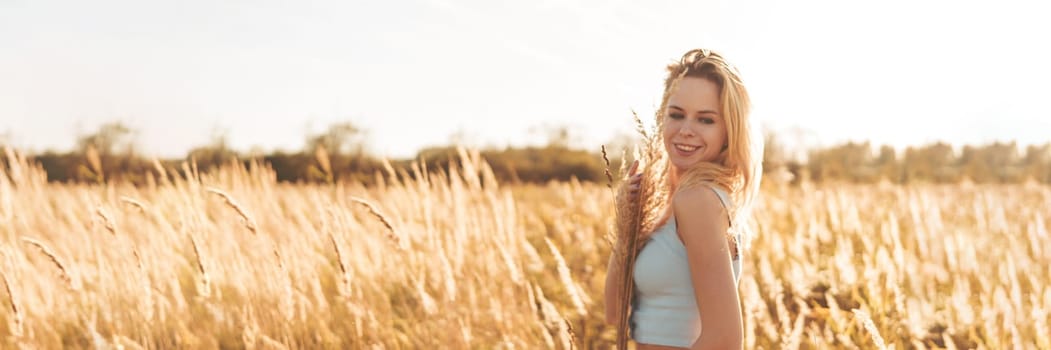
[[671, 157, 718, 171], [670, 159, 700, 171]]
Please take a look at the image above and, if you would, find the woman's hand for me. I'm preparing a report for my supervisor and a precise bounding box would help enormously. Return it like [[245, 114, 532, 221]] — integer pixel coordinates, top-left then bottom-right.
[[613, 159, 642, 252], [618, 160, 642, 205]]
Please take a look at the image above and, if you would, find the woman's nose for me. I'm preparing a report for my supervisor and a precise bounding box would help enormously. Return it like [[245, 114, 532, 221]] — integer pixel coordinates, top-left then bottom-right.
[[678, 125, 695, 137]]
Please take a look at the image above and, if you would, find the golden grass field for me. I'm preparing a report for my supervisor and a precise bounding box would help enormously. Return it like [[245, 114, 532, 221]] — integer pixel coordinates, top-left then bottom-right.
[[1, 148, 1049, 349]]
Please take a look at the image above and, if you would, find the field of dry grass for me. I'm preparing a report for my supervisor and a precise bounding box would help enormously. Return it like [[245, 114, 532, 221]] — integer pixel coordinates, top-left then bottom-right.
[[1, 148, 1049, 349]]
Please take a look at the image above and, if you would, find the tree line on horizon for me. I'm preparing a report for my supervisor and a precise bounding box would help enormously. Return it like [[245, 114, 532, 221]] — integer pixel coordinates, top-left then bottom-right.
[[2, 121, 1050, 186]]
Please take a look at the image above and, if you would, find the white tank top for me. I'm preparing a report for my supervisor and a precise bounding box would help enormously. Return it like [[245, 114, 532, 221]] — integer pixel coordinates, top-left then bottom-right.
[[629, 186, 742, 348]]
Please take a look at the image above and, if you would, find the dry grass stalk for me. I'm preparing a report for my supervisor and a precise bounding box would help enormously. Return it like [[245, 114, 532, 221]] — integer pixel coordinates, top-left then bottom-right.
[[3, 146, 24, 186], [775, 290, 791, 337], [99, 201, 151, 277], [558, 316, 576, 350], [1, 264, 22, 338], [533, 283, 558, 327], [1035, 306, 1051, 349], [781, 298, 807, 349], [544, 237, 588, 316], [242, 317, 260, 350], [315, 145, 332, 181], [109, 199, 150, 292], [520, 238, 544, 272], [134, 247, 153, 323], [518, 284, 554, 345], [601, 145, 614, 190], [205, 187, 258, 234], [381, 157, 397, 179], [21, 237, 77, 290], [438, 248, 457, 301], [85, 145, 103, 182], [328, 231, 351, 297], [96, 205, 118, 236], [119, 196, 148, 213], [349, 196, 404, 250], [112, 335, 146, 350], [496, 242, 524, 285], [188, 233, 210, 297], [151, 158, 169, 184], [853, 308, 888, 350], [189, 158, 200, 183], [601, 145, 618, 249], [272, 246, 286, 272], [525, 280, 539, 319], [257, 335, 288, 350], [457, 318, 472, 346], [415, 277, 438, 316], [180, 161, 196, 186]]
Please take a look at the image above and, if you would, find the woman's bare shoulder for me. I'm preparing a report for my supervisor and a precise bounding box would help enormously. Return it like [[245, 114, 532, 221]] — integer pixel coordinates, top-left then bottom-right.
[[672, 185, 726, 216], [672, 186, 730, 247]]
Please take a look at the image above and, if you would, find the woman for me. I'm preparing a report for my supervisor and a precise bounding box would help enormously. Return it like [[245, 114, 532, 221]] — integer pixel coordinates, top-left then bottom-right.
[[604, 48, 762, 350]]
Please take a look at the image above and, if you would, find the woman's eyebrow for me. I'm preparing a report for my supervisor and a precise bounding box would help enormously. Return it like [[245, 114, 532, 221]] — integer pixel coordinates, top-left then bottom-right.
[[668, 104, 718, 115]]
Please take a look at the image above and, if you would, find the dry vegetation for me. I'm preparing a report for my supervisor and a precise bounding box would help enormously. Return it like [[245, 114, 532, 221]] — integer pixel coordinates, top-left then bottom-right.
[[0, 147, 1049, 349]]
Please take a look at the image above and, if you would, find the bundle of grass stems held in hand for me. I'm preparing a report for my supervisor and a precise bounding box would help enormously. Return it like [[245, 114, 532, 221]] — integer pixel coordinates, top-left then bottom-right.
[[613, 112, 670, 349]]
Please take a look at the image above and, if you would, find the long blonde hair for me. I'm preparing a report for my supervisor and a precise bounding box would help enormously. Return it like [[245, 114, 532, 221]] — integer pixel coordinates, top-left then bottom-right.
[[658, 49, 764, 250]]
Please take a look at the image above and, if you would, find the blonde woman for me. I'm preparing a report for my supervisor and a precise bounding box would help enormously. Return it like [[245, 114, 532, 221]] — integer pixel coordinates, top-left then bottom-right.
[[604, 49, 763, 350]]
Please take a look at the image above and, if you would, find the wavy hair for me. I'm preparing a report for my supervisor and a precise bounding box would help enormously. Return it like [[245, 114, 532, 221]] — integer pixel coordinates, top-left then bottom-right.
[[658, 49, 764, 250]]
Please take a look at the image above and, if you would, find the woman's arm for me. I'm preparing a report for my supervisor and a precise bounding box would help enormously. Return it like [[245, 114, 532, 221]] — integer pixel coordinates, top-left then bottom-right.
[[674, 188, 743, 350]]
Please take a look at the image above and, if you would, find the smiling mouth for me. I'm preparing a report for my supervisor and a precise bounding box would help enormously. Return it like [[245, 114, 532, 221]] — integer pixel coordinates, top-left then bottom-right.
[[674, 143, 700, 152]]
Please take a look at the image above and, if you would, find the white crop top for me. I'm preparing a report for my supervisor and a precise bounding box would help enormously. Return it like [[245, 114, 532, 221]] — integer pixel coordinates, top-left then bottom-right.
[[629, 186, 742, 348]]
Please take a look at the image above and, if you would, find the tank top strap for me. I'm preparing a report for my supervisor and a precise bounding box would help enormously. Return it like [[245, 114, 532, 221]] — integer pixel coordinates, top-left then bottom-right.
[[706, 185, 741, 260], [707, 186, 732, 223]]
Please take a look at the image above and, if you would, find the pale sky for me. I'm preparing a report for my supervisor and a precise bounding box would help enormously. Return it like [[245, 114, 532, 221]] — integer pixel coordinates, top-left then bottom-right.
[[2, 0, 1049, 159]]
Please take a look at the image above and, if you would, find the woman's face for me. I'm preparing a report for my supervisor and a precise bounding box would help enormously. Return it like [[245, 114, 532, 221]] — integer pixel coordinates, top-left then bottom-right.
[[662, 77, 727, 172]]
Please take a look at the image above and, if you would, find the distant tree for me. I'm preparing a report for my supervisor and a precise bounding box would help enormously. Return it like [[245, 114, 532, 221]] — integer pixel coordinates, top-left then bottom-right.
[[301, 121, 385, 183], [808, 142, 876, 182], [955, 142, 1024, 183], [305, 122, 366, 156], [73, 121, 146, 183], [528, 124, 578, 150], [902, 143, 956, 183], [264, 151, 311, 183], [762, 127, 814, 184], [958, 145, 986, 182], [546, 126, 571, 149], [187, 127, 239, 172], [34, 151, 79, 183], [77, 122, 134, 156], [485, 146, 602, 183], [875, 145, 899, 182], [1023, 144, 1051, 183], [989, 142, 1023, 183]]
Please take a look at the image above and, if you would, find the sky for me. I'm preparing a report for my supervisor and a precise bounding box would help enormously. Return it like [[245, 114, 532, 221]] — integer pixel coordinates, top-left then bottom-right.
[[1, 0, 1049, 159]]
